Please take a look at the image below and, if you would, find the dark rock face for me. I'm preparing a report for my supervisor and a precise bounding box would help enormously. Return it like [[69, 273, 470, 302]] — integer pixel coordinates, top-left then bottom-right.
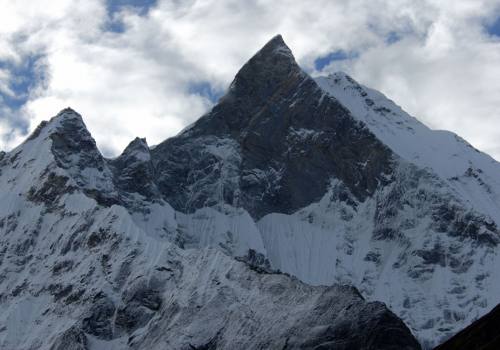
[[82, 294, 116, 340], [49, 326, 88, 350], [130, 268, 421, 350], [433, 303, 500, 350], [278, 286, 422, 350], [47, 108, 121, 207], [49, 109, 106, 174], [151, 35, 393, 218], [27, 172, 75, 208], [296, 300, 422, 350], [110, 137, 158, 199], [235, 248, 272, 273]]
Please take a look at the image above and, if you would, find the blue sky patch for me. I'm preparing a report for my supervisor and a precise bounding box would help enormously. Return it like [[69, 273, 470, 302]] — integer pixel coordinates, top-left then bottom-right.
[[106, 19, 127, 33], [486, 16, 500, 37], [107, 0, 157, 16], [105, 0, 158, 33], [314, 50, 358, 71], [385, 31, 402, 44], [0, 54, 46, 134], [188, 81, 223, 103]]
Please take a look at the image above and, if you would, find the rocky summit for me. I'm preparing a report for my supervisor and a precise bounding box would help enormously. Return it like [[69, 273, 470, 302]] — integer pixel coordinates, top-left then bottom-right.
[[1, 35, 500, 349], [152, 35, 392, 219]]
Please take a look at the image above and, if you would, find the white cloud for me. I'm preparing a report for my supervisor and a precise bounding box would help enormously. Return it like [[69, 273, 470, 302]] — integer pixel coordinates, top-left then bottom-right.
[[334, 0, 500, 160], [0, 0, 499, 160]]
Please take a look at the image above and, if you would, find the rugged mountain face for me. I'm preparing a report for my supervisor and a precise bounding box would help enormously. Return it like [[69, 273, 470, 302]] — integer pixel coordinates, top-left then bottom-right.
[[151, 36, 499, 347], [1, 34, 499, 348], [315, 72, 500, 225], [311, 72, 500, 347], [0, 109, 420, 349], [434, 303, 500, 350], [151, 35, 393, 219]]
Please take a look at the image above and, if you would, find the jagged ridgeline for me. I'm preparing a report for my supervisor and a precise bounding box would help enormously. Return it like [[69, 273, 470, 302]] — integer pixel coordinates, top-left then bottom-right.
[[1, 34, 500, 349]]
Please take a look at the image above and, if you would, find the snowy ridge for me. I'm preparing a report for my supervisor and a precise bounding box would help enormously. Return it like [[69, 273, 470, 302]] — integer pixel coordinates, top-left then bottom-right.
[[0, 111, 420, 350], [316, 72, 500, 223]]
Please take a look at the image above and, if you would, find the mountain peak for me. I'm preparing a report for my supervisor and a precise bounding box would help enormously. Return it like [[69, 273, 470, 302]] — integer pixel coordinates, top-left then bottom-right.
[[44, 107, 88, 138], [57, 106, 80, 116], [24, 107, 86, 145], [153, 34, 393, 219], [244, 34, 297, 69], [53, 107, 84, 125], [226, 35, 301, 99], [124, 137, 148, 151], [258, 34, 294, 58], [119, 137, 150, 162], [40, 109, 106, 174], [48, 108, 90, 141]]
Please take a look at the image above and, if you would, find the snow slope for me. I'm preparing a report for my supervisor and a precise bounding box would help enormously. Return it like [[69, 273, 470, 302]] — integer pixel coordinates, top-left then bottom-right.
[[257, 171, 500, 348], [316, 72, 500, 224], [0, 110, 420, 350]]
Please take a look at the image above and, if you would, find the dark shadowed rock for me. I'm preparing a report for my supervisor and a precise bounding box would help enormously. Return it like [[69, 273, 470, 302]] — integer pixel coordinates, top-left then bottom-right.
[[49, 326, 88, 350], [81, 293, 116, 340], [48, 108, 120, 207], [49, 108, 106, 173], [235, 248, 273, 273], [110, 137, 158, 199], [27, 172, 75, 208], [151, 35, 393, 218], [434, 303, 500, 350]]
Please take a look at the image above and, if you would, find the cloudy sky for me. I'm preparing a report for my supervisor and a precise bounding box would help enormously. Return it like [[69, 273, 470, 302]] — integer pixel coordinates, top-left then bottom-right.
[[1, 0, 500, 159]]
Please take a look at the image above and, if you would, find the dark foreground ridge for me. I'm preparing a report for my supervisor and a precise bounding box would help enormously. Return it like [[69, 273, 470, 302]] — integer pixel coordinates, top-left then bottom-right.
[[434, 303, 500, 350]]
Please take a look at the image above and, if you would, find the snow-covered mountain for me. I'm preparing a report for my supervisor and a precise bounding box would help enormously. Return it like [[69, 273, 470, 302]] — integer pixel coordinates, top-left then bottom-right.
[[0, 108, 420, 350], [1, 34, 499, 349]]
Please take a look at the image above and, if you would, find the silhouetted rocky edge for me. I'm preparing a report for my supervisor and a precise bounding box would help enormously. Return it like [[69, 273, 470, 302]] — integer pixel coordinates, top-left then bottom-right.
[[434, 303, 500, 350]]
